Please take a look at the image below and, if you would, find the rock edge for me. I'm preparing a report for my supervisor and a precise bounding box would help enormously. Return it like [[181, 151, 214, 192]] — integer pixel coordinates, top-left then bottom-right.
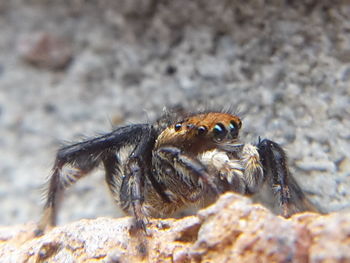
[[0, 193, 349, 263]]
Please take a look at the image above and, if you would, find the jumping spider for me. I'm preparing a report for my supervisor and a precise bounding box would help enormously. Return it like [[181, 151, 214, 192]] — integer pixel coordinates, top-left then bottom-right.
[[36, 109, 317, 234]]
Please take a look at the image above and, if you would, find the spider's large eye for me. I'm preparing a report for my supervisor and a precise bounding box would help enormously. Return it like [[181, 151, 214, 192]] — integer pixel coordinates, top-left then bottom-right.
[[229, 121, 239, 137], [174, 123, 182, 131], [197, 125, 208, 136], [213, 123, 227, 141]]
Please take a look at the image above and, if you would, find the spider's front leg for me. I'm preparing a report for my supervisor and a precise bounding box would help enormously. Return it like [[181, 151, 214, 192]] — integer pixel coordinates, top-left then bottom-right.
[[154, 146, 221, 204], [257, 139, 318, 217]]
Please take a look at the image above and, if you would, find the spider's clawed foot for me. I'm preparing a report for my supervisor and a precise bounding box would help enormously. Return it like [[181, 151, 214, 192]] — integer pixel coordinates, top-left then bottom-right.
[[34, 223, 52, 237], [34, 228, 45, 237], [34, 207, 56, 237], [129, 216, 151, 236]]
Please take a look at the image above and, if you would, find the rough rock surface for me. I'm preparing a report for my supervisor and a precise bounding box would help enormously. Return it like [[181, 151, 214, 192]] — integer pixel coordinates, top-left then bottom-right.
[[0, 193, 349, 263]]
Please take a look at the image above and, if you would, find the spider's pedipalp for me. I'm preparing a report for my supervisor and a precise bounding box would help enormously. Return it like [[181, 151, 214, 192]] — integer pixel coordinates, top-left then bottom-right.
[[239, 144, 264, 194]]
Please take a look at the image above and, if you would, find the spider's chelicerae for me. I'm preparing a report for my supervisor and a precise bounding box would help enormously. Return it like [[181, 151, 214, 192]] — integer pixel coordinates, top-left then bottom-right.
[[36, 109, 317, 234]]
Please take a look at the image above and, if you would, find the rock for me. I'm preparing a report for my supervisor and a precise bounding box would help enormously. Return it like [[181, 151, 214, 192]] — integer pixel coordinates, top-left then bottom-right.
[[2, 0, 350, 227], [17, 32, 73, 70], [295, 158, 336, 173], [1, 193, 349, 262]]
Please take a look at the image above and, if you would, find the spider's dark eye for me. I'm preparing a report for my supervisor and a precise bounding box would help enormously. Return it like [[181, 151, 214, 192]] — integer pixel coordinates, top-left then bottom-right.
[[229, 121, 239, 137], [197, 125, 208, 136], [174, 123, 182, 131], [213, 123, 227, 141]]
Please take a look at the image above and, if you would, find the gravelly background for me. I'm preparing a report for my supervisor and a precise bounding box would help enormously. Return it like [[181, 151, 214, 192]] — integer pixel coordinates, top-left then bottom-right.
[[0, 0, 349, 226]]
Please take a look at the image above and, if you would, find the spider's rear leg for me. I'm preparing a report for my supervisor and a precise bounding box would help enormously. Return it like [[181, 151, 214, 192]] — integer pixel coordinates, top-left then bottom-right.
[[257, 139, 318, 217], [35, 149, 101, 236], [35, 124, 155, 236]]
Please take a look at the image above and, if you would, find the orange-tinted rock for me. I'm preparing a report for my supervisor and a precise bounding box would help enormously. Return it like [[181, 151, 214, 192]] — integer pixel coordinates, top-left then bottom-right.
[[0, 193, 349, 262]]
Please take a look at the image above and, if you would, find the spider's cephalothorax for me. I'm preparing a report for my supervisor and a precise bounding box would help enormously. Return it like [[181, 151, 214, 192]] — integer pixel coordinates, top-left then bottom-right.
[[36, 110, 317, 234]]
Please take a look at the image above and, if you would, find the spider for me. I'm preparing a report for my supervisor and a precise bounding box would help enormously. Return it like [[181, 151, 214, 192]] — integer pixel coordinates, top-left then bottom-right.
[[35, 109, 317, 235]]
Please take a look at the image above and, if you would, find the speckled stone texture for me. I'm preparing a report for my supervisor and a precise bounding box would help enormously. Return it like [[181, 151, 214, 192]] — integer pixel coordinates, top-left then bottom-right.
[[0, 0, 349, 227], [1, 194, 350, 262]]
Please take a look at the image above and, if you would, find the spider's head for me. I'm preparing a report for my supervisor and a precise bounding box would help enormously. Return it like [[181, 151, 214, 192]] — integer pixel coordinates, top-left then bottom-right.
[[155, 112, 242, 154], [176, 112, 242, 143]]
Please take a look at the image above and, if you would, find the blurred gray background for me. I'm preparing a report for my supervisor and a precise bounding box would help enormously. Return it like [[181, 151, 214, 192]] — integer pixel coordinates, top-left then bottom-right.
[[0, 0, 349, 226]]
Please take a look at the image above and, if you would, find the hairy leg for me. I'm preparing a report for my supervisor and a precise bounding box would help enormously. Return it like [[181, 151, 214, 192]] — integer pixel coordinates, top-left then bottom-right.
[[154, 146, 221, 204], [35, 148, 101, 236], [35, 124, 152, 235], [257, 139, 318, 217], [105, 125, 158, 231]]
